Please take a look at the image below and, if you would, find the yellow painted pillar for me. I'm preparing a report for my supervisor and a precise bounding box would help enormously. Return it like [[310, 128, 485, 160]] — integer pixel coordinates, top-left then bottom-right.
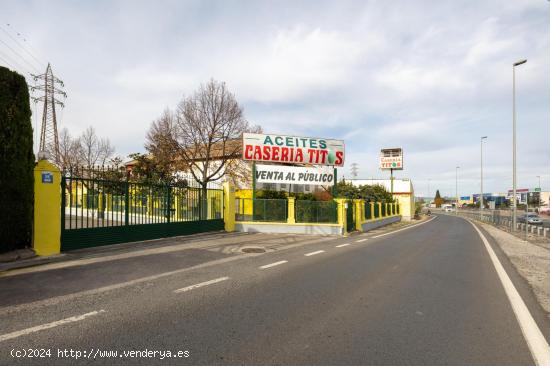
[[33, 159, 61, 256], [369, 202, 374, 220], [377, 202, 382, 218], [335, 199, 347, 235], [106, 193, 112, 211], [354, 199, 363, 231], [223, 182, 235, 232], [287, 197, 296, 224]]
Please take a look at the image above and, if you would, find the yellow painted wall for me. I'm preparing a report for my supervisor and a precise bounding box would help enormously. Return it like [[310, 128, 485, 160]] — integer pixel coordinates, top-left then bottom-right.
[[33, 160, 61, 256]]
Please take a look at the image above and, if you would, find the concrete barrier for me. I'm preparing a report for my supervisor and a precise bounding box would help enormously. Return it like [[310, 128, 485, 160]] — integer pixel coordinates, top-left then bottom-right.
[[235, 222, 343, 235], [361, 216, 401, 232]]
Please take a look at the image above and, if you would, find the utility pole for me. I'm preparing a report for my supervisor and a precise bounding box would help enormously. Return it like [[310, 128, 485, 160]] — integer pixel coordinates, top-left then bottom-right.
[[537, 175, 541, 212], [31, 63, 66, 163], [480, 136, 487, 211], [456, 166, 460, 215], [512, 59, 527, 231]]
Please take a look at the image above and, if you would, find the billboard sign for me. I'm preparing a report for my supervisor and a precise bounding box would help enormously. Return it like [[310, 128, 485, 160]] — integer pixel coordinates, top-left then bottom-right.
[[379, 148, 403, 170], [242, 133, 345, 167], [255, 164, 334, 185]]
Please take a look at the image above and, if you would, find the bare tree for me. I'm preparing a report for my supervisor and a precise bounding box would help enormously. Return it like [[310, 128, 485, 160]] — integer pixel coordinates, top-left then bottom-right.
[[173, 79, 258, 215], [145, 108, 179, 182], [58, 128, 82, 170], [78, 126, 115, 167]]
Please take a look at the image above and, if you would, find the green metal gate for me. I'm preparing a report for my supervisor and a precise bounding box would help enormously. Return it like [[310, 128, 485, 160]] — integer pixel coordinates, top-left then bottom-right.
[[346, 201, 355, 233], [61, 168, 224, 251]]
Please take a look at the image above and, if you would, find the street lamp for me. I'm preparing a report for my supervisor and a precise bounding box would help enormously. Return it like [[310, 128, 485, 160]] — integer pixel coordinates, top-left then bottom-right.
[[537, 175, 541, 212], [512, 59, 527, 231], [480, 136, 487, 211], [456, 166, 460, 214]]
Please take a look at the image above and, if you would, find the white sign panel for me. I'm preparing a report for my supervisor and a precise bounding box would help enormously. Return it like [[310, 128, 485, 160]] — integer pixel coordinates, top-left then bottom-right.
[[255, 164, 335, 185], [243, 133, 345, 167], [379, 148, 404, 170]]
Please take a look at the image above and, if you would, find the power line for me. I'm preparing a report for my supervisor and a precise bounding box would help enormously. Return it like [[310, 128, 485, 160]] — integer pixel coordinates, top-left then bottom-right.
[[0, 37, 41, 74], [0, 49, 33, 76], [0, 24, 44, 70]]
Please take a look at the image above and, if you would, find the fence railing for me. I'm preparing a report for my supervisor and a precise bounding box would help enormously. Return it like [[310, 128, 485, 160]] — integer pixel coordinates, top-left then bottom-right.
[[235, 198, 288, 222], [295, 200, 338, 223], [62, 175, 223, 230], [455, 210, 550, 239]]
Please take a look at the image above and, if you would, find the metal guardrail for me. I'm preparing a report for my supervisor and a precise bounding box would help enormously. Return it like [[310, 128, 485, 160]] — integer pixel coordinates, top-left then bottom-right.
[[450, 210, 550, 239]]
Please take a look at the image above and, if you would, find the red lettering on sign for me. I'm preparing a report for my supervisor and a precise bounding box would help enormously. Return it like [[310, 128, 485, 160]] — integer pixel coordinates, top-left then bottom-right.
[[296, 148, 303, 162], [254, 146, 262, 160], [244, 145, 253, 159], [281, 147, 289, 161], [335, 151, 343, 165], [263, 146, 270, 160], [319, 150, 327, 164], [272, 146, 280, 161]]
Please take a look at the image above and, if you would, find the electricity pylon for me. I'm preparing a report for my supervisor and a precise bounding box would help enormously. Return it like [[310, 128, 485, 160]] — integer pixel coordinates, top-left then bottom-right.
[[350, 163, 359, 179], [31, 63, 66, 163]]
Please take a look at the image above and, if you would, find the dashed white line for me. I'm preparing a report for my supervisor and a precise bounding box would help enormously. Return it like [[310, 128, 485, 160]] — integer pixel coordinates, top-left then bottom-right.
[[335, 244, 350, 248], [304, 250, 325, 256], [173, 277, 229, 293], [356, 238, 368, 243], [469, 222, 550, 366], [0, 310, 106, 343], [259, 260, 288, 269]]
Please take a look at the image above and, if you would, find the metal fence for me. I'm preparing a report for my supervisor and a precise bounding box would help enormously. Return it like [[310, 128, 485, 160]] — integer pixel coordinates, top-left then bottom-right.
[[456, 210, 550, 239], [61, 168, 224, 251], [235, 198, 288, 222], [63, 177, 222, 229], [295, 200, 338, 223]]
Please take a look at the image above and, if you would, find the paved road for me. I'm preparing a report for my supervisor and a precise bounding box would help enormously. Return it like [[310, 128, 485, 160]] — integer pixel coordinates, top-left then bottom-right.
[[0, 215, 549, 365]]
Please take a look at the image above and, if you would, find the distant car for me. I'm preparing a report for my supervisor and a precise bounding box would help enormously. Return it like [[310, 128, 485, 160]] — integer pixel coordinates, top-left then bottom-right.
[[444, 207, 453, 212], [518, 213, 543, 225], [539, 209, 550, 216]]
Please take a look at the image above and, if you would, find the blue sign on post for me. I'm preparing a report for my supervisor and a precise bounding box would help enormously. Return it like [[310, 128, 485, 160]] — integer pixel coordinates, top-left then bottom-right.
[[41, 171, 53, 184]]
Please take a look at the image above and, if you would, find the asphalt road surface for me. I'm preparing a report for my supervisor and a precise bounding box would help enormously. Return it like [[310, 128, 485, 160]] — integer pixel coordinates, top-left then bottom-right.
[[1, 214, 549, 365]]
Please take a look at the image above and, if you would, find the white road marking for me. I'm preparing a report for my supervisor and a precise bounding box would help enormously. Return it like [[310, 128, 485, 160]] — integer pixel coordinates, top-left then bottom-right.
[[335, 244, 350, 248], [304, 250, 325, 256], [356, 238, 368, 243], [259, 260, 288, 269], [372, 216, 436, 238], [174, 277, 229, 293], [0, 255, 249, 317], [0, 310, 106, 342], [469, 221, 550, 366]]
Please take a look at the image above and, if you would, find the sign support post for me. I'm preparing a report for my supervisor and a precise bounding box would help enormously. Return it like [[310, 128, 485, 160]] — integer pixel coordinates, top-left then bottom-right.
[[252, 162, 256, 217], [333, 167, 337, 197], [390, 168, 394, 195]]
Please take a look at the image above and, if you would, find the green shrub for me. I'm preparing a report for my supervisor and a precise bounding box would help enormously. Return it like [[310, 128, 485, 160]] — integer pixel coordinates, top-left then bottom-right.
[[0, 67, 34, 253]]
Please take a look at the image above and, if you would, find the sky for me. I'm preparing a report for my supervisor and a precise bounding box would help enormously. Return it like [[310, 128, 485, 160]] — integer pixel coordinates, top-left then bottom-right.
[[1, 0, 549, 197]]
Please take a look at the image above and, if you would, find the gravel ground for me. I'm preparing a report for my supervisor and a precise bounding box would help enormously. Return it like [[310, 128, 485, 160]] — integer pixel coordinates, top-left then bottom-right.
[[481, 223, 550, 315]]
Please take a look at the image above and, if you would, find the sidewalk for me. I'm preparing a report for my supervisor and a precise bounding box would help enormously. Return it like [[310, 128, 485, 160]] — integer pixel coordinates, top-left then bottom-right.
[[481, 223, 550, 315], [0, 230, 335, 277]]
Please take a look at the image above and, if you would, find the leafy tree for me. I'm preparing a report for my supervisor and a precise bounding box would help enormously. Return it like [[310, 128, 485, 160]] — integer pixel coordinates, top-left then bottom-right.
[[0, 67, 34, 253], [335, 181, 394, 202]]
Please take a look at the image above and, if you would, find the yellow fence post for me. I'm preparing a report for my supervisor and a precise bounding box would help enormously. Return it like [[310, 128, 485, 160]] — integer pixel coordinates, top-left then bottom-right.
[[33, 159, 61, 256], [287, 197, 296, 224], [355, 199, 363, 231], [368, 202, 374, 220], [377, 202, 382, 218], [223, 182, 235, 232], [335, 198, 347, 235]]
